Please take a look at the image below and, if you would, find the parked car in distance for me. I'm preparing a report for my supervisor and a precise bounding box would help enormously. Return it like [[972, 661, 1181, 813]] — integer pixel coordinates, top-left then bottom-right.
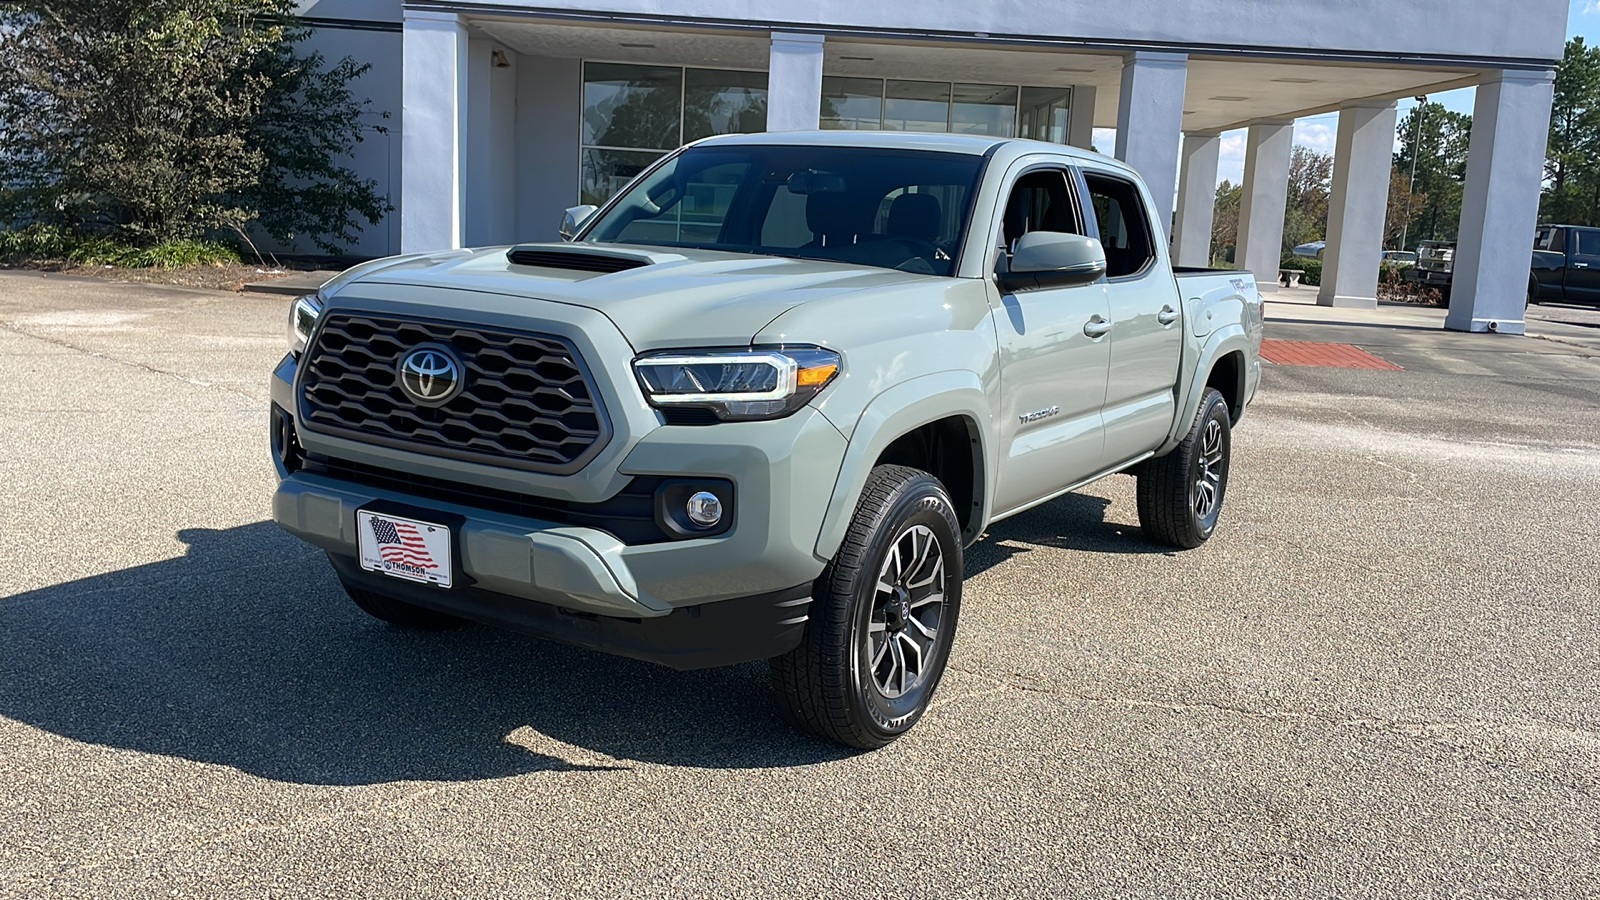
[[269, 132, 1264, 749], [1530, 224, 1600, 307], [1380, 250, 1417, 267], [1404, 240, 1455, 304], [1291, 241, 1325, 260]]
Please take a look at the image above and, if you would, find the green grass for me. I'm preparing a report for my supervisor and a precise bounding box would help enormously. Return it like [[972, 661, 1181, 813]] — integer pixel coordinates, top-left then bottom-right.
[[0, 225, 241, 268]]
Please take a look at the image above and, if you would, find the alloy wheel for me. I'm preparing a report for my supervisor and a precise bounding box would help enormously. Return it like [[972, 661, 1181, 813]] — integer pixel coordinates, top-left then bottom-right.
[[1192, 417, 1225, 521], [864, 524, 947, 699]]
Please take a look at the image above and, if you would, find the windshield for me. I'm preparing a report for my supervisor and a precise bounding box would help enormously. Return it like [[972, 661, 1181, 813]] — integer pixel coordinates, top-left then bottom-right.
[[580, 145, 986, 277]]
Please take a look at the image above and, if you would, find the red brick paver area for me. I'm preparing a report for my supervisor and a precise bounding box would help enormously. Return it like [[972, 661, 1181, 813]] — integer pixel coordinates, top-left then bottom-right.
[[1260, 340, 1403, 371]]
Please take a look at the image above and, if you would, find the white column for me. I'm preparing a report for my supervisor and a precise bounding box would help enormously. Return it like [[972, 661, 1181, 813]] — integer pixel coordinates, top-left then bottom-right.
[[1235, 120, 1294, 291], [1172, 132, 1221, 268], [401, 11, 468, 252], [1446, 69, 1557, 334], [1115, 51, 1188, 241], [1318, 101, 1399, 309], [1067, 86, 1096, 150], [767, 33, 824, 132]]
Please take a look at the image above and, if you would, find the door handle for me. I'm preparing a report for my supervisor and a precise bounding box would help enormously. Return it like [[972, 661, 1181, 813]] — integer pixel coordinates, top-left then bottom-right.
[[1083, 316, 1112, 338], [1575, 261, 1589, 268], [1157, 305, 1180, 325]]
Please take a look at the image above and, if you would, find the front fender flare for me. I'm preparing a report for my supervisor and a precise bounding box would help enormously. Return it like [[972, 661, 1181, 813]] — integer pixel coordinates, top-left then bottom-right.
[[814, 371, 994, 560]]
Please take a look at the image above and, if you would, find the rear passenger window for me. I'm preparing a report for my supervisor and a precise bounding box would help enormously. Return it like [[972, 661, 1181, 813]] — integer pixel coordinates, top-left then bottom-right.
[[999, 168, 1082, 252], [1084, 173, 1155, 279], [1578, 229, 1600, 256]]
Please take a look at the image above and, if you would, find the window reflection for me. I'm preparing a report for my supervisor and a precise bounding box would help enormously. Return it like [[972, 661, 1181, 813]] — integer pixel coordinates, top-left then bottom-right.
[[581, 63, 769, 206], [952, 84, 1018, 137], [684, 69, 768, 142], [884, 80, 951, 132], [582, 63, 681, 150], [1019, 87, 1072, 144], [821, 78, 1072, 142], [820, 77, 886, 130], [580, 148, 666, 208]]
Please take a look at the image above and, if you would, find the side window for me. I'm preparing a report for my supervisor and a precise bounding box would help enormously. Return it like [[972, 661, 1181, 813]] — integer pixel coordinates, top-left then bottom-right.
[[1577, 229, 1600, 257], [999, 168, 1081, 251], [1535, 225, 1563, 253], [1083, 173, 1155, 279]]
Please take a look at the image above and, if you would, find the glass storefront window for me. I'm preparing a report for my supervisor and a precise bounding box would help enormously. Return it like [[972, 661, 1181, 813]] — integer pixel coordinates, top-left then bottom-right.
[[581, 62, 769, 206], [580, 148, 666, 208], [820, 77, 886, 131], [1018, 87, 1072, 144], [952, 84, 1019, 137], [684, 69, 768, 142], [582, 63, 681, 150], [820, 78, 1072, 142], [884, 80, 951, 133]]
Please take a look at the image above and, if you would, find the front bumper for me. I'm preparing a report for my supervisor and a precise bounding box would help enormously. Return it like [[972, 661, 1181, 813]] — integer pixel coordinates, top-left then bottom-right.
[[271, 318, 848, 666], [329, 554, 810, 669]]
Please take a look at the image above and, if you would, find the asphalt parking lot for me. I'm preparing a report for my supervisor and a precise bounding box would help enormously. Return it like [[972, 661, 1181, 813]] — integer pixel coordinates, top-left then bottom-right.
[[3, 271, 1599, 898]]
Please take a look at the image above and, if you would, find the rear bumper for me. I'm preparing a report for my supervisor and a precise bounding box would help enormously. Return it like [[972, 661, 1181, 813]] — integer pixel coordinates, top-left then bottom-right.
[[328, 554, 810, 669], [1405, 268, 1452, 285]]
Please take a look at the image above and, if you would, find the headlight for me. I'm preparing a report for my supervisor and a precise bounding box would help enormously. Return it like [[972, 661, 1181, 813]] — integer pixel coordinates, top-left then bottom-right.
[[633, 346, 841, 421], [288, 293, 324, 357]]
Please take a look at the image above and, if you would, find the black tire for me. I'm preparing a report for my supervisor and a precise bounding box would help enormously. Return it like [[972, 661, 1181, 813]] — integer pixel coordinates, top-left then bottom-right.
[[336, 568, 468, 631], [1527, 279, 1539, 308], [771, 465, 963, 749], [1137, 388, 1232, 549]]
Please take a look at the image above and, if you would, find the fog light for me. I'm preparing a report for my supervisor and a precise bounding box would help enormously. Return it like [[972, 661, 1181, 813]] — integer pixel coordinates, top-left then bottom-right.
[[685, 491, 723, 527]]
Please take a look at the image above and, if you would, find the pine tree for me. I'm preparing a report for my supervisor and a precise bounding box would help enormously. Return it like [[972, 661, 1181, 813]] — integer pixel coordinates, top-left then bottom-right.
[[0, 0, 390, 253]]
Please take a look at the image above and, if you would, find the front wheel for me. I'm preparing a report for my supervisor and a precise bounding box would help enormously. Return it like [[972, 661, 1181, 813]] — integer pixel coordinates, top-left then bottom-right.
[[1136, 388, 1233, 549], [771, 465, 963, 749]]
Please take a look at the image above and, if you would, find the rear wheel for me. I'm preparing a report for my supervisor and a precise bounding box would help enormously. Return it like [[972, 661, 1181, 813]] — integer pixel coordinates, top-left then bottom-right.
[[1136, 388, 1233, 549], [771, 465, 962, 749], [336, 566, 467, 630]]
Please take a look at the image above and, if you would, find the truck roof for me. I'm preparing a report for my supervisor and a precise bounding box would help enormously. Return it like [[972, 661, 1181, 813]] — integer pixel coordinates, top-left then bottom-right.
[[691, 130, 1130, 171]]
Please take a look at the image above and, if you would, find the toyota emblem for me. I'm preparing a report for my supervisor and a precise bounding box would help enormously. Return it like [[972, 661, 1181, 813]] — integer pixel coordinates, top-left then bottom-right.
[[397, 344, 463, 405]]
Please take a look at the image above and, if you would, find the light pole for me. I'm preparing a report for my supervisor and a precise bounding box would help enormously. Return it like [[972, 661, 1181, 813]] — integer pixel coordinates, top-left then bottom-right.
[[1401, 95, 1427, 251]]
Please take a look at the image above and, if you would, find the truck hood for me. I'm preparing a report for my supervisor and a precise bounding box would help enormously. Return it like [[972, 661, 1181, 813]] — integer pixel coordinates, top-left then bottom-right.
[[336, 243, 937, 351]]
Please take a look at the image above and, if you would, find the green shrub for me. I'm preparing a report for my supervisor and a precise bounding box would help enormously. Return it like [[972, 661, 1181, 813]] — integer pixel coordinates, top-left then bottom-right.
[[1278, 255, 1322, 287], [117, 239, 240, 268], [1, 226, 240, 268], [0, 223, 79, 260]]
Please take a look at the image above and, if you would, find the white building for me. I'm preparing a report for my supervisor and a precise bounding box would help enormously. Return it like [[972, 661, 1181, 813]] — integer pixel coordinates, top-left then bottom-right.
[[300, 0, 1568, 333]]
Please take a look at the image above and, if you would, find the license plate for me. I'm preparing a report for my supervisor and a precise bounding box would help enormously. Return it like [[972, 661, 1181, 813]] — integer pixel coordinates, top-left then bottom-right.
[[357, 511, 453, 588]]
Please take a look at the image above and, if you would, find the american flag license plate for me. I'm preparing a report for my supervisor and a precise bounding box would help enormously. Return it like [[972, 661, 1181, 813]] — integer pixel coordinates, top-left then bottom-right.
[[356, 511, 453, 588]]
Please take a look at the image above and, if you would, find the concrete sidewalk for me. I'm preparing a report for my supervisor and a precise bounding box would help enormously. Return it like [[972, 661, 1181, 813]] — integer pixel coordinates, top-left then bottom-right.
[[1262, 284, 1600, 376]]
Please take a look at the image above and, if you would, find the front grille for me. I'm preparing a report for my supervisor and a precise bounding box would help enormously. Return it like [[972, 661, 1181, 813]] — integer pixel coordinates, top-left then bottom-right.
[[303, 453, 670, 544], [299, 313, 609, 474]]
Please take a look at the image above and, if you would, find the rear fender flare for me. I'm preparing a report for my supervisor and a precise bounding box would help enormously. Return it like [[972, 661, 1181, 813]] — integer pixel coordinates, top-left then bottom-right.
[[1159, 328, 1253, 456]]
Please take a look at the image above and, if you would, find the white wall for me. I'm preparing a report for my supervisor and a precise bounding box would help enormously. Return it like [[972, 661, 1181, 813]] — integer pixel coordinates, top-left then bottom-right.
[[465, 39, 520, 247], [515, 55, 583, 243], [450, 0, 1568, 62], [253, 23, 401, 258]]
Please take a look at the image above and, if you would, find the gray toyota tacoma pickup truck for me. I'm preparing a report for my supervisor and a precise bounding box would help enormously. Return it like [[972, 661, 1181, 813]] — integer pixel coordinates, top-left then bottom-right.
[[271, 132, 1263, 748]]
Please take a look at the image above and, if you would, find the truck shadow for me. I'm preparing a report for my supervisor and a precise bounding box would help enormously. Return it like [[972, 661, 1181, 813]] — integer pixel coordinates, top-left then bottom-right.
[[0, 523, 852, 785], [967, 490, 1174, 579]]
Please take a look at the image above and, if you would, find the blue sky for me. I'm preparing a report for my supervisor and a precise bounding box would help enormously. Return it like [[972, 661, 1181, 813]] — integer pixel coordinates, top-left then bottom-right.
[[1095, 1, 1592, 185]]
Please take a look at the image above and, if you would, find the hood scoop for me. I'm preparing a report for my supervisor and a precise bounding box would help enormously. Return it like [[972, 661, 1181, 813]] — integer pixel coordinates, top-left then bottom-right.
[[506, 244, 684, 275]]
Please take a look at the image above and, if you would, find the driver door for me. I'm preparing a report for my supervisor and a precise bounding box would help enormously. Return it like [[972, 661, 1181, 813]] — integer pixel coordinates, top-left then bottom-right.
[[988, 163, 1111, 516]]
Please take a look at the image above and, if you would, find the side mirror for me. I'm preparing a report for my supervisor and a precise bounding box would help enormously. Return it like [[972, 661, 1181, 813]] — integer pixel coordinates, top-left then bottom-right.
[[559, 205, 599, 242], [997, 232, 1107, 293]]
